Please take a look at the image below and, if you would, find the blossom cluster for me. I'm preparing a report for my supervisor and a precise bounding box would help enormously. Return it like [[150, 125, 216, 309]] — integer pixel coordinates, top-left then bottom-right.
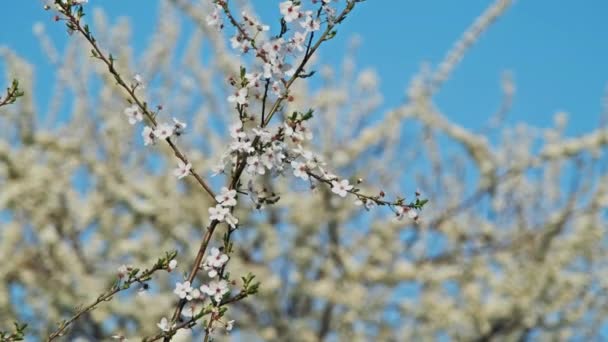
[[120, 78, 193, 180], [156, 247, 233, 333], [204, 1, 422, 219], [207, 0, 337, 111]]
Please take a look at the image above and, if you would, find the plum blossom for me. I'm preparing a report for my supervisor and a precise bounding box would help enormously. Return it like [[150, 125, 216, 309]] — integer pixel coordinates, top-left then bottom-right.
[[355, 198, 377, 210], [331, 179, 353, 197], [133, 73, 144, 88], [153, 123, 174, 140], [284, 122, 313, 142], [174, 281, 193, 299], [271, 80, 284, 96], [172, 117, 187, 136], [230, 34, 250, 53], [242, 12, 270, 32], [246, 156, 266, 175], [203, 247, 229, 278], [207, 248, 229, 268], [206, 5, 223, 30], [252, 127, 272, 143], [174, 281, 200, 301], [230, 140, 255, 154], [215, 187, 237, 207], [291, 31, 307, 51], [319, 167, 337, 181], [262, 149, 285, 170], [225, 212, 239, 228], [230, 121, 247, 140], [225, 320, 235, 332], [203, 263, 219, 278], [209, 203, 240, 228], [142, 126, 155, 146], [201, 279, 230, 303], [123, 105, 143, 125], [173, 159, 192, 179], [280, 1, 301, 23], [157, 317, 171, 332], [291, 161, 309, 181], [396, 206, 418, 220], [228, 88, 248, 105], [301, 15, 321, 32], [293, 145, 313, 160], [209, 204, 229, 221], [168, 259, 177, 272]]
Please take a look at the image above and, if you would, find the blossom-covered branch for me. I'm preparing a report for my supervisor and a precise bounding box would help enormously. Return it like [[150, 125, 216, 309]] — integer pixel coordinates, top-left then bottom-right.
[[51, 1, 217, 200], [165, 1, 373, 334], [47, 251, 178, 341]]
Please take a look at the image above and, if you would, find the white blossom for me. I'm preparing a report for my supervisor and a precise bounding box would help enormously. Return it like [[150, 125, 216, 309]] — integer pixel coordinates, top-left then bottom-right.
[[174, 281, 194, 300], [301, 15, 321, 32], [206, 5, 223, 29], [228, 88, 248, 105], [209, 204, 230, 222], [168, 259, 177, 272], [395, 206, 418, 221], [200, 280, 230, 303], [225, 212, 238, 228], [215, 187, 237, 207], [172, 117, 187, 135], [173, 160, 192, 179], [203, 247, 229, 278], [291, 31, 307, 52], [291, 161, 309, 181], [207, 247, 229, 268], [279, 1, 300, 23], [246, 156, 266, 175], [153, 123, 174, 140], [226, 320, 235, 331], [123, 105, 143, 125], [142, 126, 155, 146], [230, 121, 246, 140], [157, 317, 171, 332], [133, 73, 144, 87], [331, 179, 353, 197], [252, 127, 272, 143]]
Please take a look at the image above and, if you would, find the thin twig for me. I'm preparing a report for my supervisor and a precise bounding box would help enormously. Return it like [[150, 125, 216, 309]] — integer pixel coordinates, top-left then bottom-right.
[[47, 260, 171, 341]]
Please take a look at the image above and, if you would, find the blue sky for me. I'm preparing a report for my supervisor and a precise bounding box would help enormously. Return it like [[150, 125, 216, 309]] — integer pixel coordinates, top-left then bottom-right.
[[1, 0, 607, 138]]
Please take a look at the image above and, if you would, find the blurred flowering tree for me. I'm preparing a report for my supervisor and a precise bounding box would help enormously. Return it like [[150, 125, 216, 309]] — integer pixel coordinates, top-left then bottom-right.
[[1, 0, 608, 341]]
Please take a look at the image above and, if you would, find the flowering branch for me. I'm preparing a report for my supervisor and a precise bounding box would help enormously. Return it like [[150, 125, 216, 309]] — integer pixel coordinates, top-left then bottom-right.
[[52, 1, 217, 200], [48, 1, 425, 340], [261, 1, 359, 127], [144, 275, 257, 342], [307, 170, 427, 218], [47, 251, 178, 341], [166, 0, 366, 330]]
